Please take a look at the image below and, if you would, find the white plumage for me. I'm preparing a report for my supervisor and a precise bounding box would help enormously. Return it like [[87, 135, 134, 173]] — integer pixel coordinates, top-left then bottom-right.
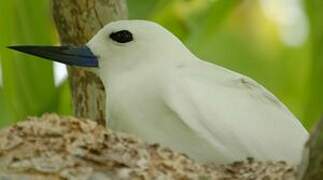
[[87, 20, 308, 164]]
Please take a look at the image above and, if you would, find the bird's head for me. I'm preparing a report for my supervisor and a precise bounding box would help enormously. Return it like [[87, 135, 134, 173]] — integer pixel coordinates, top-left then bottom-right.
[[8, 20, 191, 76]]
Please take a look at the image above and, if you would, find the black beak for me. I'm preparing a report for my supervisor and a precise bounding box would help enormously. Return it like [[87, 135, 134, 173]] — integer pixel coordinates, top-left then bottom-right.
[[7, 45, 99, 67]]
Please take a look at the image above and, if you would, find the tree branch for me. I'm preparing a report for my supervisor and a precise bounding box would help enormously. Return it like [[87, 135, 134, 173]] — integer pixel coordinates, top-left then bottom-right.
[[52, 0, 128, 126], [298, 116, 323, 180]]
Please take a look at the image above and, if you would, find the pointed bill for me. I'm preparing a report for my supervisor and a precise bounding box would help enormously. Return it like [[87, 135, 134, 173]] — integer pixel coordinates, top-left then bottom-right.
[[8, 45, 98, 67]]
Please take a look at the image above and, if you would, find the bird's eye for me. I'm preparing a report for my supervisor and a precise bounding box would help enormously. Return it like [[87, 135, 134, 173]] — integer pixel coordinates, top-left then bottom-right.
[[109, 30, 133, 43]]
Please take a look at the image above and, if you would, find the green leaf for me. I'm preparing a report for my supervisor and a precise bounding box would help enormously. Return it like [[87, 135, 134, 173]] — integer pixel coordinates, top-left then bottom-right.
[[0, 0, 58, 122], [56, 80, 72, 115], [0, 88, 13, 127], [127, 0, 160, 18], [304, 0, 323, 127], [186, 0, 242, 49]]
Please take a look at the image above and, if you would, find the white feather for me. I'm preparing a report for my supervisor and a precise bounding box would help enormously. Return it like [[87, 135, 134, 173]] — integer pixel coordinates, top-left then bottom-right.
[[87, 20, 308, 164]]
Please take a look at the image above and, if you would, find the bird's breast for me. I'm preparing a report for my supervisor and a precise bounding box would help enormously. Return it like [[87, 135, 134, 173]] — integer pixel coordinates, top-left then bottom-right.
[[103, 72, 222, 162]]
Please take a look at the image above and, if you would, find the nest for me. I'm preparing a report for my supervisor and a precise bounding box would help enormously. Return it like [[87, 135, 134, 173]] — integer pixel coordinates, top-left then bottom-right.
[[0, 114, 296, 180]]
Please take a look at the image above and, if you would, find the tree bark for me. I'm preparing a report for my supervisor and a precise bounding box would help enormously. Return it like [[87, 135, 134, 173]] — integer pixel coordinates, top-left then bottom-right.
[[52, 0, 128, 127], [298, 117, 323, 180]]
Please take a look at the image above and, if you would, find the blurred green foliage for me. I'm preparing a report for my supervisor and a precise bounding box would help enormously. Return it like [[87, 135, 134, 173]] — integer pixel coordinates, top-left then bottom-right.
[[0, 0, 72, 127], [0, 0, 58, 126], [304, 0, 323, 127], [0, 0, 322, 129]]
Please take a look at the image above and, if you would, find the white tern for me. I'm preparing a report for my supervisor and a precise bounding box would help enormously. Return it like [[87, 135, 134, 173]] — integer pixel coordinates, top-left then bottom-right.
[[9, 20, 308, 164]]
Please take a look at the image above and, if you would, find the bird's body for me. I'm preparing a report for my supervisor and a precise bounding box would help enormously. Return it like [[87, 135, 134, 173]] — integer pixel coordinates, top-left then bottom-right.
[[88, 20, 308, 164], [10, 20, 308, 165], [98, 44, 307, 164], [103, 59, 307, 164]]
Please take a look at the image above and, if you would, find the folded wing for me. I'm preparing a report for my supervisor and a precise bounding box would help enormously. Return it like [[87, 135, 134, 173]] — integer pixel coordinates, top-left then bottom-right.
[[164, 61, 308, 164]]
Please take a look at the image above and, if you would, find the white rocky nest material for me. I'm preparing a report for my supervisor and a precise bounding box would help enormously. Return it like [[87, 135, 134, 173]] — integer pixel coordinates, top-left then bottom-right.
[[0, 114, 296, 180]]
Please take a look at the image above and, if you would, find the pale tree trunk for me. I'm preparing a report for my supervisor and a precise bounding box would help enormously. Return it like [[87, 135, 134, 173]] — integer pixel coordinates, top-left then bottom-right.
[[52, 0, 128, 127]]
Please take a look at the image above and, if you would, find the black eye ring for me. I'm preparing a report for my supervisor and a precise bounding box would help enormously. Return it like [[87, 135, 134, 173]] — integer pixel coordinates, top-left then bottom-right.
[[109, 30, 133, 43]]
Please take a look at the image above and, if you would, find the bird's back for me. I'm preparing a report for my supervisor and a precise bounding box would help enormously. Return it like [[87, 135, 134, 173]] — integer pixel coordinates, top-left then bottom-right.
[[162, 58, 308, 164]]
